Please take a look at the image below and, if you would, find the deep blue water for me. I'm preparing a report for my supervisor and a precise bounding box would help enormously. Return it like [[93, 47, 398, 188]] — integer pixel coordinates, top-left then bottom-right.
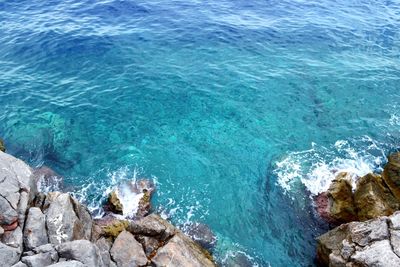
[[1, 0, 400, 266]]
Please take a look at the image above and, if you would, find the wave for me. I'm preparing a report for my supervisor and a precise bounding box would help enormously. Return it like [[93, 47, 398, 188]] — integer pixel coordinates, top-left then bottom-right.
[[274, 136, 388, 196]]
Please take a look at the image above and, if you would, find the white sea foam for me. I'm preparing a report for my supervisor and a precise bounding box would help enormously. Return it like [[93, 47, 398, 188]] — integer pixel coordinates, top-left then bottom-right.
[[275, 137, 387, 195]]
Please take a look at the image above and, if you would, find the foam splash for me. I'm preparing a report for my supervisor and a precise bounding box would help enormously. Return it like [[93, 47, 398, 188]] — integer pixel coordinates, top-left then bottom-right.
[[274, 136, 387, 195], [71, 166, 154, 218]]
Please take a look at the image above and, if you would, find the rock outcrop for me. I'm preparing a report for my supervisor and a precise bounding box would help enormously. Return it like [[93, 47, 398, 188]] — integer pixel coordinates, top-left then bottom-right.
[[317, 212, 400, 267], [316, 151, 400, 267], [383, 152, 400, 201], [0, 150, 216, 267], [316, 156, 400, 224]]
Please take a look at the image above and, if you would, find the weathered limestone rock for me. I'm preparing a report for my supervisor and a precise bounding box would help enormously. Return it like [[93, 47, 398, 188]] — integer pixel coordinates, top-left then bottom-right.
[[0, 151, 36, 231], [21, 252, 55, 267], [23, 207, 48, 249], [383, 152, 400, 201], [45, 193, 92, 245], [48, 261, 85, 267], [316, 213, 400, 267], [11, 262, 27, 267], [0, 242, 21, 266], [151, 231, 216, 267], [95, 237, 113, 267], [327, 173, 357, 223], [354, 173, 399, 221], [348, 218, 388, 246], [351, 240, 400, 266], [128, 214, 175, 240], [2, 227, 23, 254], [57, 240, 103, 267], [110, 230, 147, 267]]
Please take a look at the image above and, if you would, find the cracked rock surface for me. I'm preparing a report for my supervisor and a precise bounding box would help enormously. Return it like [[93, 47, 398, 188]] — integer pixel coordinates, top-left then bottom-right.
[[317, 212, 400, 267]]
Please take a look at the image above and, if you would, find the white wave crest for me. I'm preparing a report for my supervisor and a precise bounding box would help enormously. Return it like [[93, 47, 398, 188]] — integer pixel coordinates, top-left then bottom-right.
[[274, 136, 386, 195]]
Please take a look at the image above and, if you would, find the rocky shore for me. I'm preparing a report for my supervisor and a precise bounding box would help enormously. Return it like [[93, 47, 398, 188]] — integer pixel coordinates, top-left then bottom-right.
[[315, 151, 400, 266], [0, 147, 216, 267]]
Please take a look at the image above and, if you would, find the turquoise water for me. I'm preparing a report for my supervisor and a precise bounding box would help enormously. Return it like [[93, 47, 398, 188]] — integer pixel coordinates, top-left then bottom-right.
[[1, 0, 400, 265]]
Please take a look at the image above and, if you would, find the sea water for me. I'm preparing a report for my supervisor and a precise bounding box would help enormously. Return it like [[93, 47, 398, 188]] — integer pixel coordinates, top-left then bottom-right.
[[1, 0, 400, 266]]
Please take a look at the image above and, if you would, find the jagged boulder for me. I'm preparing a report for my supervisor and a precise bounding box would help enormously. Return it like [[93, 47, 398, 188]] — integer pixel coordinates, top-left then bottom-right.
[[110, 230, 147, 267], [383, 152, 400, 201], [327, 173, 357, 223], [57, 240, 104, 267], [354, 173, 400, 221], [0, 151, 36, 266], [151, 231, 215, 267], [45, 193, 92, 245], [316, 212, 400, 267], [23, 207, 48, 249]]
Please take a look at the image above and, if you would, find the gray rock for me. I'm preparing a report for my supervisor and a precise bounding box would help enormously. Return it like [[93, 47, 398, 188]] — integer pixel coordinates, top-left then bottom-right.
[[48, 261, 85, 267], [0, 151, 36, 231], [0, 196, 19, 226], [12, 262, 28, 267], [2, 226, 23, 252], [21, 252, 57, 267], [24, 207, 48, 249], [95, 237, 113, 267], [0, 242, 20, 266], [128, 214, 175, 240], [390, 229, 400, 257], [349, 217, 389, 246], [57, 240, 103, 267], [351, 240, 400, 266], [110, 230, 147, 267], [45, 193, 91, 245], [33, 166, 63, 192], [390, 211, 400, 230], [152, 232, 216, 267]]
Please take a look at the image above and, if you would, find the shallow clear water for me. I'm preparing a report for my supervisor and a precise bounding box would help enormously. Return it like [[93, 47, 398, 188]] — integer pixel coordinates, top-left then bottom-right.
[[1, 0, 400, 266]]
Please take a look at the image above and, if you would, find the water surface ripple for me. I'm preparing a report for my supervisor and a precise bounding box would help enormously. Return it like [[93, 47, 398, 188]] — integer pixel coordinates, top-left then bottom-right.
[[1, 0, 400, 266]]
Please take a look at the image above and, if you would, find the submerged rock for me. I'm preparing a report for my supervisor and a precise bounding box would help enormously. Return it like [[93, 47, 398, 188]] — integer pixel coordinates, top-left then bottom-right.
[[185, 222, 217, 251]]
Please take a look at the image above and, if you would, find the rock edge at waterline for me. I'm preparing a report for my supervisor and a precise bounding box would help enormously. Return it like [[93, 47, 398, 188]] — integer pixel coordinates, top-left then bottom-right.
[[316, 151, 400, 267], [0, 150, 216, 267]]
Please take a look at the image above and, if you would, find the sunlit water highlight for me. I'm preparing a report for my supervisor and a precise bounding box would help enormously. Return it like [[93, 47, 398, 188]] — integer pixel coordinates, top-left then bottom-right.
[[1, 0, 400, 266]]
